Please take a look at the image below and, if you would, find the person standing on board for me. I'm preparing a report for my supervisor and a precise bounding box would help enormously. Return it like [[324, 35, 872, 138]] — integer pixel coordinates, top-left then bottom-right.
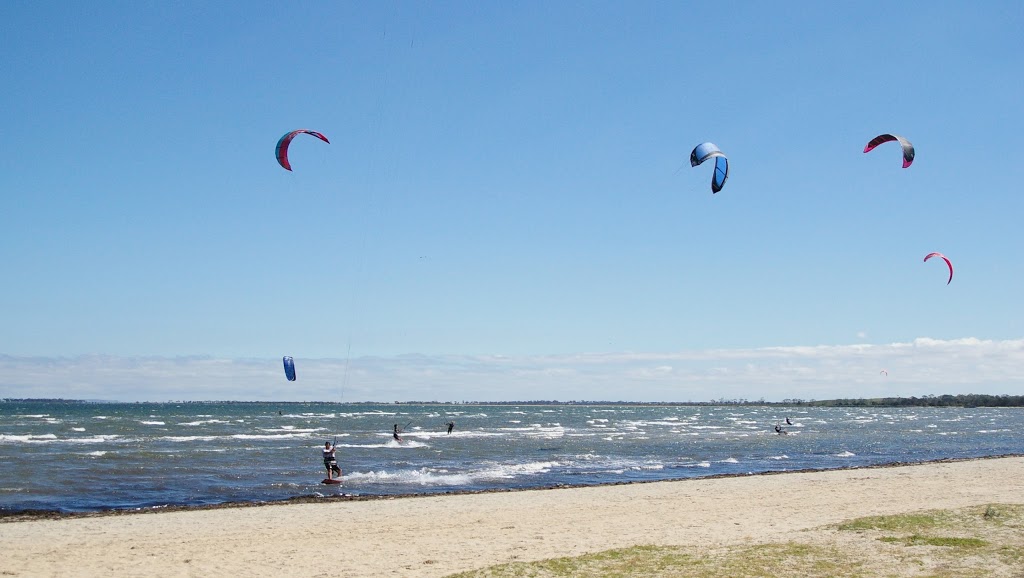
[[393, 424, 403, 443], [323, 441, 341, 480], [446, 421, 455, 435]]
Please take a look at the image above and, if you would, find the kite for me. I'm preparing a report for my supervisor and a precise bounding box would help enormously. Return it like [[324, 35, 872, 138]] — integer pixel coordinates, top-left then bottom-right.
[[283, 356, 297, 381], [923, 252, 953, 285], [689, 142, 729, 193], [276, 130, 330, 171], [864, 134, 915, 168]]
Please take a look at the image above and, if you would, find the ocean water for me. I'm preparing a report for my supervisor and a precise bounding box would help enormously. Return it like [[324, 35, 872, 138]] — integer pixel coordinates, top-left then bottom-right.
[[1, 401, 1021, 514]]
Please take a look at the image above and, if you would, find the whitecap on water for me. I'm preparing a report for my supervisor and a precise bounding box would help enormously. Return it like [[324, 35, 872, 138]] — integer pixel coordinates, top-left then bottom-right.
[[356, 461, 557, 487], [401, 430, 501, 440], [231, 433, 316, 440], [0, 433, 59, 444], [346, 467, 474, 486], [259, 427, 323, 434], [162, 435, 220, 442], [67, 435, 121, 444]]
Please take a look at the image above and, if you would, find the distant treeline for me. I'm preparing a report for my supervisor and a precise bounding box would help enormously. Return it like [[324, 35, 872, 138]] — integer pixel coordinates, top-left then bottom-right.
[[4, 394, 1024, 407], [793, 394, 1024, 408], [396, 395, 1024, 408]]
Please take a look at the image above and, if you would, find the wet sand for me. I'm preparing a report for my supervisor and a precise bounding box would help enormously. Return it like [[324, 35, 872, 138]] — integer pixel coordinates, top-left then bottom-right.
[[1, 456, 1021, 577]]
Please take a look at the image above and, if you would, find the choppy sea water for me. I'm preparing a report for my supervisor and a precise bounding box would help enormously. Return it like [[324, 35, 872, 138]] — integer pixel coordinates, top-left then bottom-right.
[[1, 401, 1021, 514]]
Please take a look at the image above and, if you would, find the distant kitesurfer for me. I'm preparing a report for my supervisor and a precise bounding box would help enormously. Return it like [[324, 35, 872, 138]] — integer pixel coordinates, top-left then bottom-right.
[[393, 424, 403, 443], [323, 441, 341, 480], [774, 424, 788, 435], [446, 421, 455, 435], [785, 417, 792, 425]]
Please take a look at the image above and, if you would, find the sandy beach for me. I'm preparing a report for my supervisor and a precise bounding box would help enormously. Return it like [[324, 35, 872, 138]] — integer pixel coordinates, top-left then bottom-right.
[[2, 456, 1022, 577]]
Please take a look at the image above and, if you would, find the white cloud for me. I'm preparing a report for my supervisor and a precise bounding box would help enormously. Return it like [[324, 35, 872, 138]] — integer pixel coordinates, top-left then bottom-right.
[[2, 337, 1022, 403]]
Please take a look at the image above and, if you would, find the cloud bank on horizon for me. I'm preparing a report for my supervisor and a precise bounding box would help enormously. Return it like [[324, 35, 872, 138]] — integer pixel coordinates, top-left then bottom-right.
[[2, 337, 1021, 403]]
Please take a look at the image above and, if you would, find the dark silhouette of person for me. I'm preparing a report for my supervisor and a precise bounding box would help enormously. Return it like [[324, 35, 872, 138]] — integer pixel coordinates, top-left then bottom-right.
[[322, 442, 341, 479]]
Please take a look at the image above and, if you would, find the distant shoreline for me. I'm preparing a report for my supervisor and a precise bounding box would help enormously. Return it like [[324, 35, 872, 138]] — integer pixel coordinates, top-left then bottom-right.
[[5, 395, 1024, 407], [4, 453, 1020, 523]]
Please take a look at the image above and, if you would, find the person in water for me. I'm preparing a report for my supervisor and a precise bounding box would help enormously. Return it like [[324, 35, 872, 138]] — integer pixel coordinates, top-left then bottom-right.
[[393, 424, 403, 443], [446, 421, 455, 435], [322, 441, 341, 479], [774, 424, 788, 435]]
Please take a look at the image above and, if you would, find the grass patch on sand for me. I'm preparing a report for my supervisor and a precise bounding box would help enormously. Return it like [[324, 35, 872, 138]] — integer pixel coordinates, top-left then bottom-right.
[[447, 504, 1024, 578], [836, 512, 948, 533], [877, 535, 988, 548], [831, 504, 1024, 578], [446, 542, 854, 578]]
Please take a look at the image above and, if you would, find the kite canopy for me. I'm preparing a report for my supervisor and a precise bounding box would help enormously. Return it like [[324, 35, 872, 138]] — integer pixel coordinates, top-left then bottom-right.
[[276, 129, 330, 171], [689, 142, 729, 193], [864, 134, 915, 168], [923, 252, 953, 285], [283, 356, 297, 381]]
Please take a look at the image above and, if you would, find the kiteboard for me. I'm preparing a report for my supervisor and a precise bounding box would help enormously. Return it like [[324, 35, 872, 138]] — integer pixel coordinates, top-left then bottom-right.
[[321, 478, 342, 485]]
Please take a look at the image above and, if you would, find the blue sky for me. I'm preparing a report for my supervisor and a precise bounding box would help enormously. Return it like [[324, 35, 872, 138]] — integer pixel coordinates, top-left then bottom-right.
[[2, 1, 1023, 402]]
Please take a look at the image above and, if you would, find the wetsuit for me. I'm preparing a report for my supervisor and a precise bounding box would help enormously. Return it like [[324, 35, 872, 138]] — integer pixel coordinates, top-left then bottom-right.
[[323, 446, 339, 474]]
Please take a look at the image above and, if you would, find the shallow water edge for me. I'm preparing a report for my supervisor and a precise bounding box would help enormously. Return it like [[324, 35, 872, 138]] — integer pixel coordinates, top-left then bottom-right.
[[4, 454, 1020, 523]]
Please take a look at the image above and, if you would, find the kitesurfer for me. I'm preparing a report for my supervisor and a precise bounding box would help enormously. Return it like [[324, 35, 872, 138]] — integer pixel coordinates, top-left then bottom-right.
[[446, 421, 455, 435], [774, 424, 788, 435], [393, 424, 403, 443], [323, 441, 341, 480], [785, 417, 792, 425]]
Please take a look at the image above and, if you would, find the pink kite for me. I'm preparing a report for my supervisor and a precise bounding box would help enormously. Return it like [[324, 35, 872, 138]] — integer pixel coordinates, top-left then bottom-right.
[[864, 134, 915, 168], [276, 129, 330, 171], [923, 252, 953, 285]]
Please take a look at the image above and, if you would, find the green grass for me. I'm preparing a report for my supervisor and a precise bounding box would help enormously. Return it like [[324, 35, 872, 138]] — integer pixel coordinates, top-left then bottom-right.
[[878, 535, 988, 548], [446, 542, 859, 578], [445, 504, 1024, 578], [836, 512, 947, 533]]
